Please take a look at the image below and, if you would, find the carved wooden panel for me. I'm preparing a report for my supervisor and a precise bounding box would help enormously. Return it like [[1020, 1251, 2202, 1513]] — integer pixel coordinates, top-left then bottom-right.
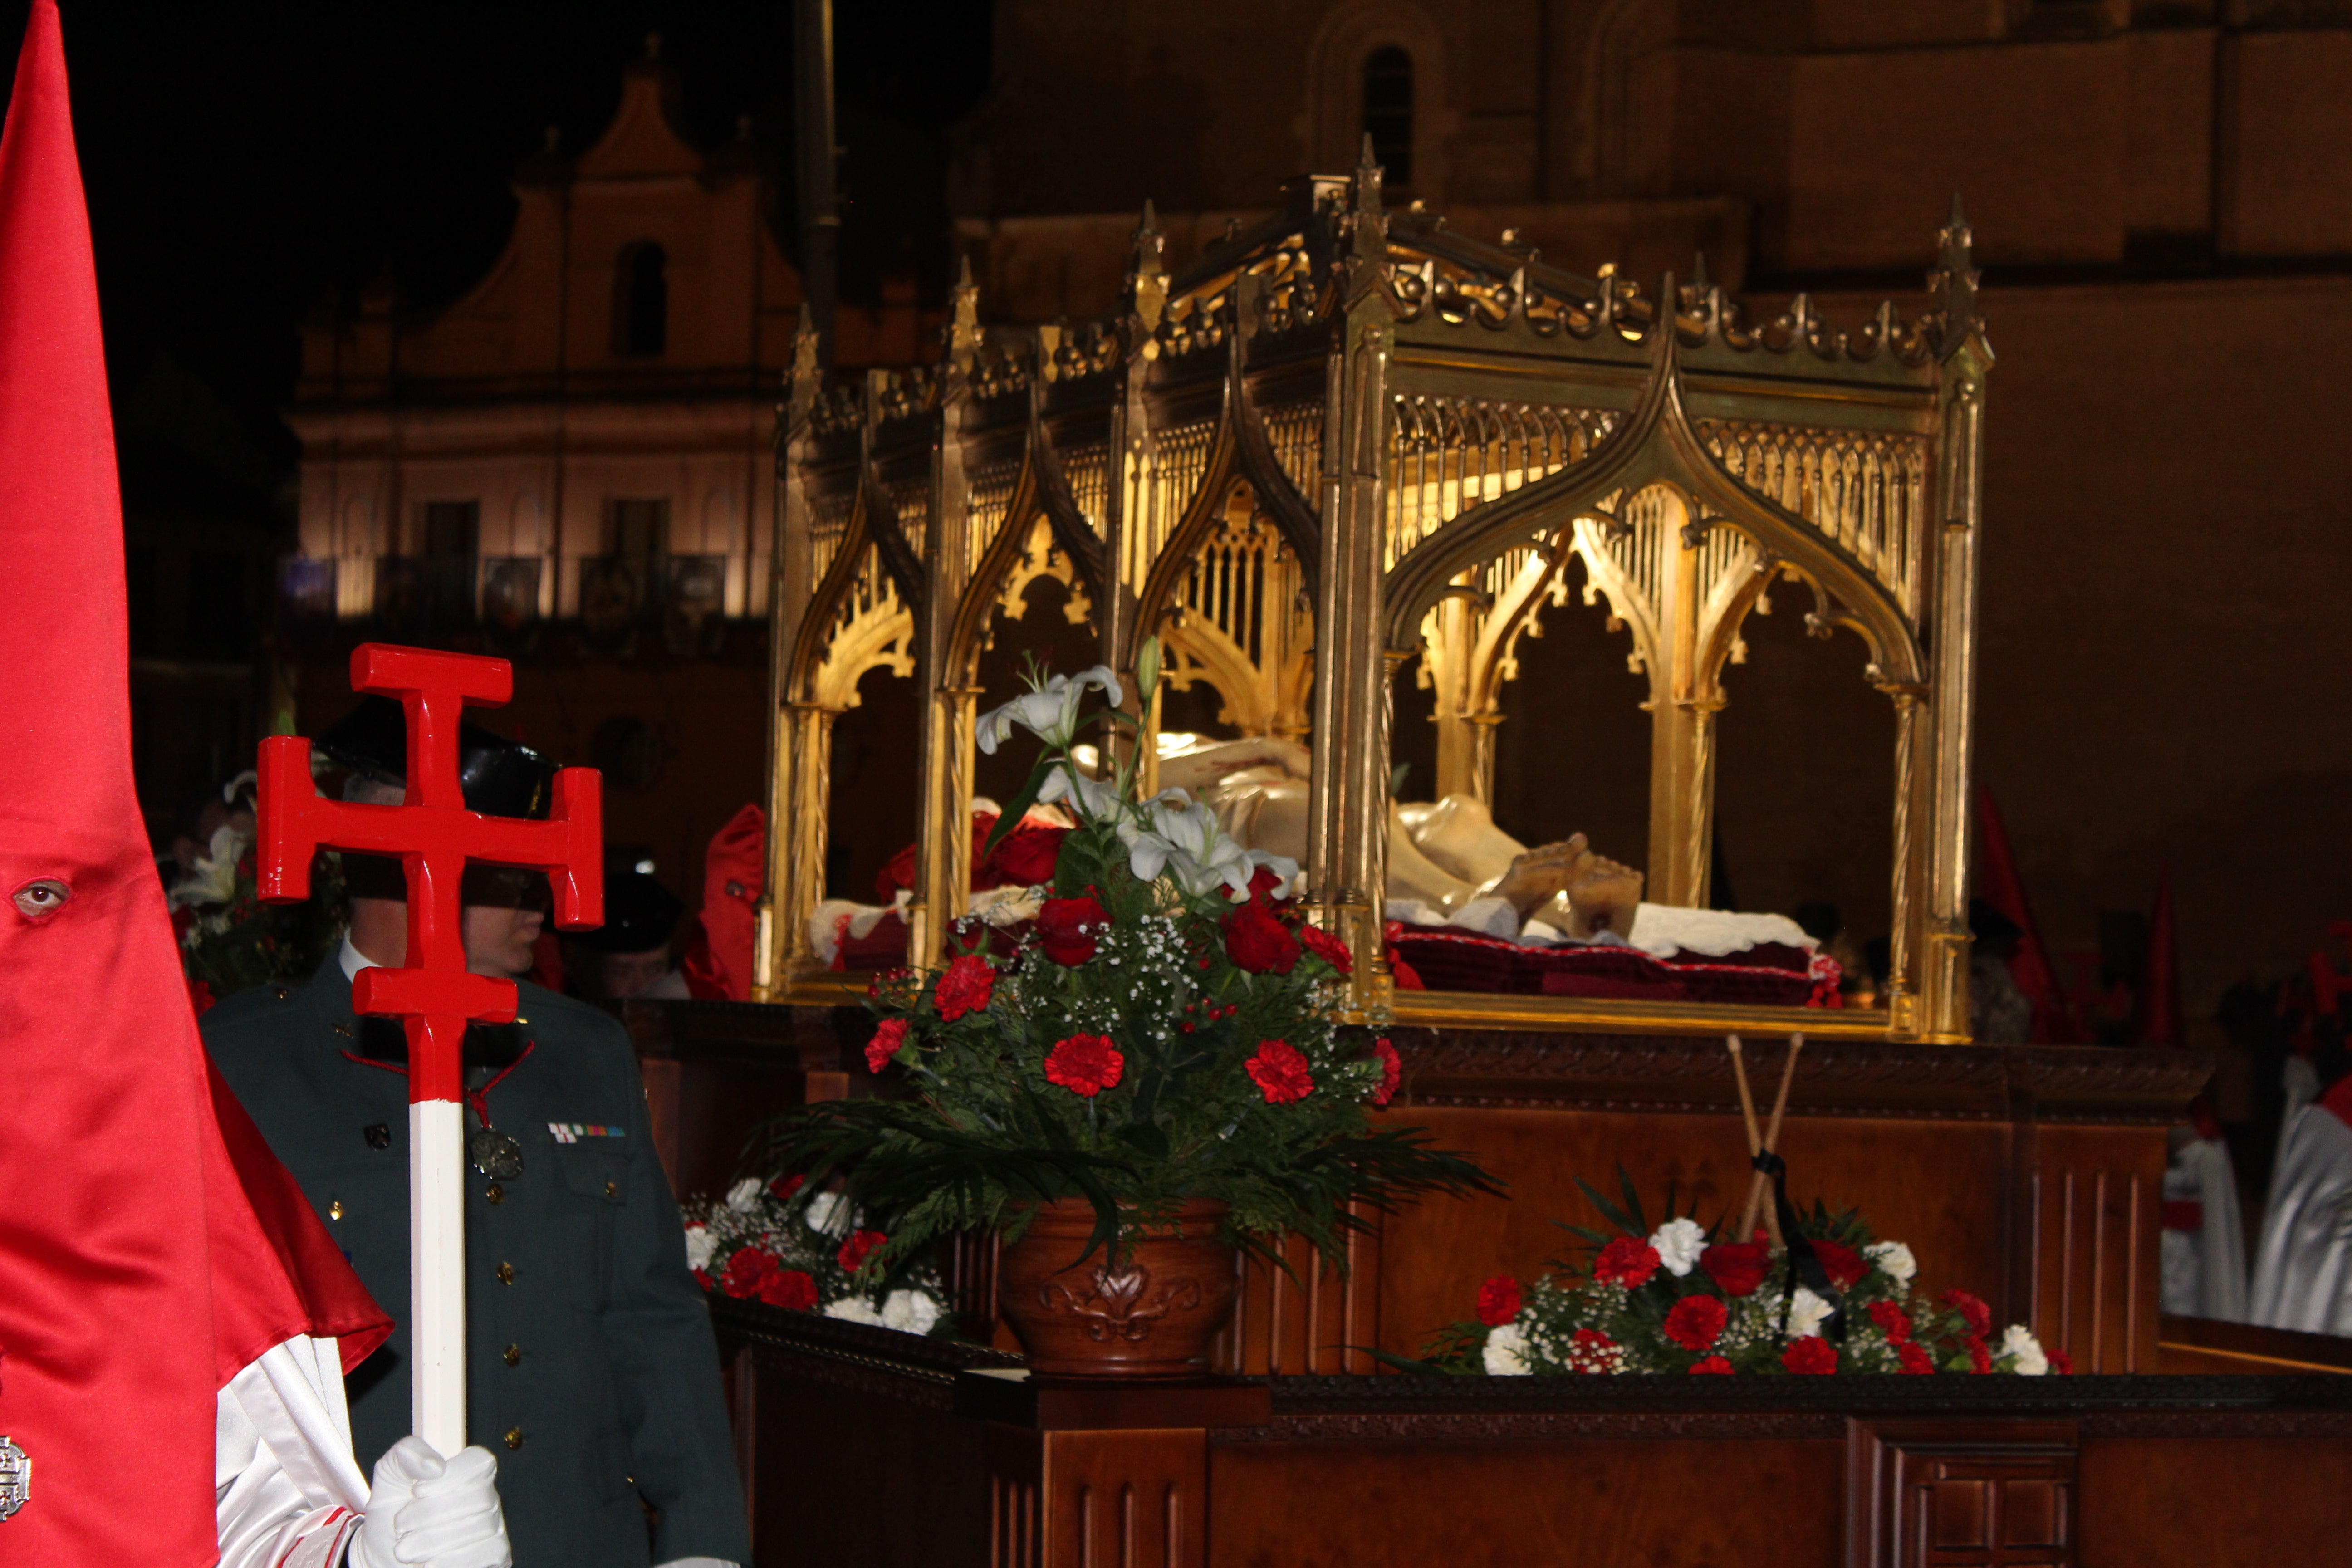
[[1847, 1420, 2078, 1568], [2017, 1127, 2165, 1373], [987, 1426, 1207, 1568], [1212, 1202, 1383, 1375]]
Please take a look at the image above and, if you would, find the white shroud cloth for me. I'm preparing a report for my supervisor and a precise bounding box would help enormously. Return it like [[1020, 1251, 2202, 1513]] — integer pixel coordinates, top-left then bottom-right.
[[2159, 1135, 2248, 1322], [2249, 1099, 2352, 1335], [216, 1335, 370, 1568]]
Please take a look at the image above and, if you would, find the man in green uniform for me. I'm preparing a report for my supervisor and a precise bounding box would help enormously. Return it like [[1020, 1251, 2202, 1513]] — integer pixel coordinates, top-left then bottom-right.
[[204, 699, 749, 1568]]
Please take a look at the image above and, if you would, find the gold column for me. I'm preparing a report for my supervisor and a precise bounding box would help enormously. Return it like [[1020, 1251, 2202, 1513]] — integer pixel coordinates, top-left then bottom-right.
[[1922, 344, 1989, 1040], [911, 369, 972, 971], [777, 702, 838, 980], [1883, 687, 1926, 1039], [1645, 490, 1715, 908], [1426, 576, 1481, 803], [755, 317, 821, 1000]]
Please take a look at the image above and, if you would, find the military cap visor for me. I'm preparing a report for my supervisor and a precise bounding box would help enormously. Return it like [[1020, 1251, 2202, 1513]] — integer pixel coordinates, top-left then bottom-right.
[[317, 694, 559, 821]]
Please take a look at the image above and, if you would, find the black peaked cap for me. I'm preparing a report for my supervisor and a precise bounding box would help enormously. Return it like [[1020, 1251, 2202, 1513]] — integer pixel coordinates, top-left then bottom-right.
[[316, 694, 559, 821]]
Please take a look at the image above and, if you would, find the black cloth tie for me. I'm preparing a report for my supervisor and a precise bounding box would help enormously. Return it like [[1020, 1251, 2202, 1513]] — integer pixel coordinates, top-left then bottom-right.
[[1752, 1148, 1845, 1345]]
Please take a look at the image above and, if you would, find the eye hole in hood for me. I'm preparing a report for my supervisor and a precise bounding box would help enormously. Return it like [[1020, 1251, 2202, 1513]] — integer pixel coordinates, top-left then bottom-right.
[[12, 877, 69, 920]]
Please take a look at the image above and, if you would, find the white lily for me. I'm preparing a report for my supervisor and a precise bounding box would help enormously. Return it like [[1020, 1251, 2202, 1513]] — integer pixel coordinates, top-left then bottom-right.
[[166, 823, 248, 910], [975, 666, 1123, 755], [1120, 791, 1254, 897], [1036, 761, 1126, 822]]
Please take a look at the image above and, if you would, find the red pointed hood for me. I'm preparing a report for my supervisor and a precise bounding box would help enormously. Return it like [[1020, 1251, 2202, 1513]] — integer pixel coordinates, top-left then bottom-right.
[[1976, 786, 2073, 1042], [0, 5, 387, 1562], [2131, 865, 2185, 1049]]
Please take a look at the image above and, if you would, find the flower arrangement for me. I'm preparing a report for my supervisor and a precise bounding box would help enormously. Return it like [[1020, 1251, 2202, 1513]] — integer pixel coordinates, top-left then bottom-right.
[[751, 640, 1497, 1278], [682, 1175, 953, 1336], [1412, 1173, 2065, 1377], [172, 822, 347, 1005]]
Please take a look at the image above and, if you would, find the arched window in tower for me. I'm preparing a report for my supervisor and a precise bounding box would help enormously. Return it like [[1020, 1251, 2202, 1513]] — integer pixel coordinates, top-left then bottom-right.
[[1362, 45, 1413, 186], [614, 241, 668, 357]]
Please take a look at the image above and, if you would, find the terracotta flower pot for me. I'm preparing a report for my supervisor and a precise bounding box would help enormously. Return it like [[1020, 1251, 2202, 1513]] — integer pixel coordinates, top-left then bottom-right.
[[996, 1198, 1237, 1378]]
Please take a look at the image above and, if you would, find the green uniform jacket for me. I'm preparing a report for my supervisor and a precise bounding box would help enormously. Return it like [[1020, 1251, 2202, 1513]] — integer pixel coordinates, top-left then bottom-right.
[[203, 954, 750, 1568]]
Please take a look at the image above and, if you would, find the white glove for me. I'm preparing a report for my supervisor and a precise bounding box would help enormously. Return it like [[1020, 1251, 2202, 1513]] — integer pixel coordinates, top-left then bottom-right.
[[347, 1437, 514, 1568]]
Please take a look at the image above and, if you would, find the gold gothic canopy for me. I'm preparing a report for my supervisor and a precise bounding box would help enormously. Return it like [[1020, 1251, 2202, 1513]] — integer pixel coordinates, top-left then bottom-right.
[[756, 156, 1991, 1045]]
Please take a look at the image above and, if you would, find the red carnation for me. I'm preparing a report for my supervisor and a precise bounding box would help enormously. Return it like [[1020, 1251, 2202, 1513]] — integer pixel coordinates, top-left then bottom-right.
[[2048, 1348, 2073, 1375], [1247, 1039, 1315, 1104], [1044, 1033, 1125, 1098], [720, 1246, 779, 1300], [1594, 1237, 1662, 1289], [1965, 1335, 1992, 1375], [1782, 1337, 1839, 1375], [692, 1267, 711, 1290], [1036, 894, 1109, 966], [933, 953, 996, 1020], [769, 1173, 806, 1203], [1700, 1241, 1770, 1298], [1476, 1274, 1522, 1327], [756, 1268, 818, 1312], [838, 1229, 889, 1274], [1940, 1289, 1992, 1337], [1223, 900, 1302, 975], [866, 1017, 910, 1073], [986, 825, 1068, 887], [1867, 1299, 1911, 1343], [1811, 1239, 1867, 1291], [1564, 1328, 1622, 1374], [1690, 1356, 1735, 1375], [1299, 923, 1353, 975], [1369, 1036, 1402, 1106], [1664, 1294, 1729, 1351], [1896, 1341, 1936, 1375]]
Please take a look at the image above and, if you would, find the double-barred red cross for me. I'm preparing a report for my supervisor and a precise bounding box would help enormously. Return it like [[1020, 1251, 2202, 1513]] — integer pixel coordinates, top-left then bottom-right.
[[255, 643, 604, 1102]]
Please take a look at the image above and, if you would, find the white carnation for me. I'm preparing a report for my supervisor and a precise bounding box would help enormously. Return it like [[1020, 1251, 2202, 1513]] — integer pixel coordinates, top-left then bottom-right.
[[822, 1296, 887, 1327], [1865, 1240, 1916, 1286], [724, 1177, 764, 1213], [2000, 1323, 2048, 1376], [1482, 1321, 1531, 1376], [881, 1289, 943, 1337], [1651, 1218, 1707, 1277], [803, 1190, 849, 1235], [682, 1224, 717, 1272], [1786, 1285, 1833, 1340]]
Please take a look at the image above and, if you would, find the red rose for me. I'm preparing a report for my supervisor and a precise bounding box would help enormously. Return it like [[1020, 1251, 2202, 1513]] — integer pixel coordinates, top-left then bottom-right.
[[865, 1017, 910, 1073], [720, 1246, 779, 1300], [1896, 1341, 1936, 1375], [1298, 923, 1353, 975], [1564, 1328, 1622, 1374], [1782, 1337, 1839, 1375], [756, 1268, 818, 1312], [1965, 1335, 1992, 1375], [986, 825, 1068, 887], [769, 1173, 806, 1203], [1689, 1355, 1735, 1375], [1369, 1036, 1402, 1106], [1867, 1299, 1911, 1343], [1246, 1039, 1315, 1104], [1044, 1033, 1126, 1097], [1223, 900, 1301, 975], [1811, 1240, 1867, 1290], [1247, 863, 1294, 907], [1035, 895, 1108, 966], [1476, 1274, 1522, 1326], [1664, 1294, 1728, 1351], [1700, 1241, 1770, 1298], [2048, 1348, 2073, 1375], [1594, 1237, 1662, 1289], [1940, 1289, 1992, 1337], [838, 1229, 889, 1274], [933, 953, 996, 1020]]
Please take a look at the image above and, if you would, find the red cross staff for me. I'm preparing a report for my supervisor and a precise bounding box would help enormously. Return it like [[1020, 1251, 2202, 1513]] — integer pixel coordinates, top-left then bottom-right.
[[254, 642, 604, 1456]]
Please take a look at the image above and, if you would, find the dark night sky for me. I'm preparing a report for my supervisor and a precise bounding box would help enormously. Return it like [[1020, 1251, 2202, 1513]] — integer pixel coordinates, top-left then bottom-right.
[[6, 0, 991, 471]]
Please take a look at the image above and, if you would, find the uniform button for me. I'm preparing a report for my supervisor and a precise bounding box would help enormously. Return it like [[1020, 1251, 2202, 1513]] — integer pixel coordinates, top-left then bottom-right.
[[329, 1200, 344, 1221], [504, 1343, 522, 1367], [604, 1179, 619, 1199], [495, 1261, 516, 1285], [485, 1184, 505, 1205], [364, 1123, 392, 1151], [271, 985, 289, 1001], [332, 1021, 353, 1038], [503, 1427, 524, 1451]]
